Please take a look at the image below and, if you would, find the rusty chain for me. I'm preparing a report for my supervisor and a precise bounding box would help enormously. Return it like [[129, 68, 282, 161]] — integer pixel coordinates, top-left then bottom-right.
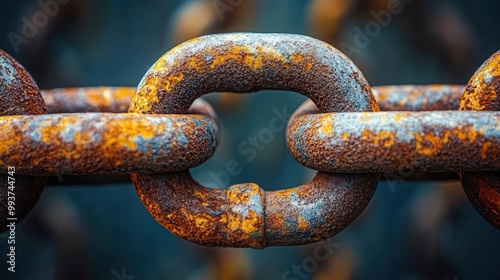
[[459, 50, 500, 228], [0, 49, 47, 232], [0, 33, 498, 247]]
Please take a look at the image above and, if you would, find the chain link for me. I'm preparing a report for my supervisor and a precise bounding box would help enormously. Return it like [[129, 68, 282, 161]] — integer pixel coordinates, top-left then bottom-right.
[[0, 49, 47, 232], [0, 33, 498, 244], [459, 50, 500, 228]]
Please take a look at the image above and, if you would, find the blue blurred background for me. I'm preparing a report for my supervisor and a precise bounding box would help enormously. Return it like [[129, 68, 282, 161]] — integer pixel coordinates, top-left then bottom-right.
[[0, 0, 499, 279]]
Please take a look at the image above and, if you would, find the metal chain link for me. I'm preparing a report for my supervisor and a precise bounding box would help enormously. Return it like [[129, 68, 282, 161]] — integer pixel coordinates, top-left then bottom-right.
[[0, 49, 47, 232], [459, 50, 500, 228], [0, 33, 498, 246]]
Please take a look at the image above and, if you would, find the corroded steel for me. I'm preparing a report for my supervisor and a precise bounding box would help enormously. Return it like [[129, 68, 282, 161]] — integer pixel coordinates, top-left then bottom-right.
[[0, 99, 219, 175], [461, 172, 500, 227], [0, 49, 45, 115], [287, 100, 500, 173], [133, 171, 378, 248], [460, 50, 500, 229], [129, 33, 379, 114], [0, 49, 46, 232], [41, 87, 135, 113], [372, 85, 464, 111], [130, 33, 380, 248], [460, 50, 500, 111], [40, 85, 464, 114]]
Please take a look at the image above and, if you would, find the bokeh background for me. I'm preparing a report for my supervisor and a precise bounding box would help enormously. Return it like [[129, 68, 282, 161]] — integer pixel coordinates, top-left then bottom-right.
[[0, 0, 499, 279]]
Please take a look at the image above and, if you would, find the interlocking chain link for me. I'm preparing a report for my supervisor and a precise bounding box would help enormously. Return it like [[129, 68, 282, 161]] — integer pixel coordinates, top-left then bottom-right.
[[0, 33, 499, 244], [0, 49, 47, 232], [129, 33, 380, 248], [460, 50, 500, 228]]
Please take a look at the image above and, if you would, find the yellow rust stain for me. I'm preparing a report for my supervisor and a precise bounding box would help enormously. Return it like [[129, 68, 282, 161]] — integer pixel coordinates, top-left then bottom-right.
[[361, 129, 395, 147], [176, 207, 218, 236], [414, 127, 483, 157], [274, 188, 299, 198], [413, 133, 443, 157], [185, 57, 203, 72], [377, 91, 387, 101], [133, 73, 184, 113], [101, 118, 158, 153], [113, 87, 135, 101], [228, 210, 261, 235], [320, 119, 332, 135], [290, 54, 304, 63], [481, 141, 492, 159], [393, 114, 403, 122], [0, 117, 23, 162], [85, 88, 111, 109], [342, 132, 348, 140], [297, 215, 309, 230], [305, 62, 313, 71], [378, 131, 395, 147], [460, 54, 500, 111], [226, 185, 262, 235], [208, 44, 286, 71]]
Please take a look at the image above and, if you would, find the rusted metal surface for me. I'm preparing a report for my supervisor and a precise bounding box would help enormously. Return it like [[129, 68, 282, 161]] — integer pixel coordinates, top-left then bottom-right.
[[132, 171, 379, 248], [0, 49, 45, 115], [461, 172, 500, 227], [287, 100, 500, 173], [38, 85, 465, 115], [129, 33, 379, 114], [41, 87, 135, 113], [0, 49, 46, 232], [130, 33, 379, 247], [373, 85, 465, 111], [0, 99, 219, 175], [460, 50, 500, 229], [264, 172, 378, 246], [460, 50, 500, 111]]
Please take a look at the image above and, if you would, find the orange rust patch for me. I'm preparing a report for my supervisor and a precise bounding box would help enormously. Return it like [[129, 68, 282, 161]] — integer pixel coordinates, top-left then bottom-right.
[[393, 114, 403, 122], [86, 88, 112, 109], [0, 117, 23, 162], [377, 91, 387, 101], [101, 117, 157, 152], [227, 209, 260, 234], [274, 188, 298, 198], [361, 130, 395, 147], [113, 87, 135, 100], [297, 215, 309, 230], [133, 73, 184, 113], [460, 52, 500, 110], [185, 56, 204, 72], [320, 119, 332, 135], [481, 141, 492, 159], [413, 133, 443, 157], [208, 44, 286, 71]]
